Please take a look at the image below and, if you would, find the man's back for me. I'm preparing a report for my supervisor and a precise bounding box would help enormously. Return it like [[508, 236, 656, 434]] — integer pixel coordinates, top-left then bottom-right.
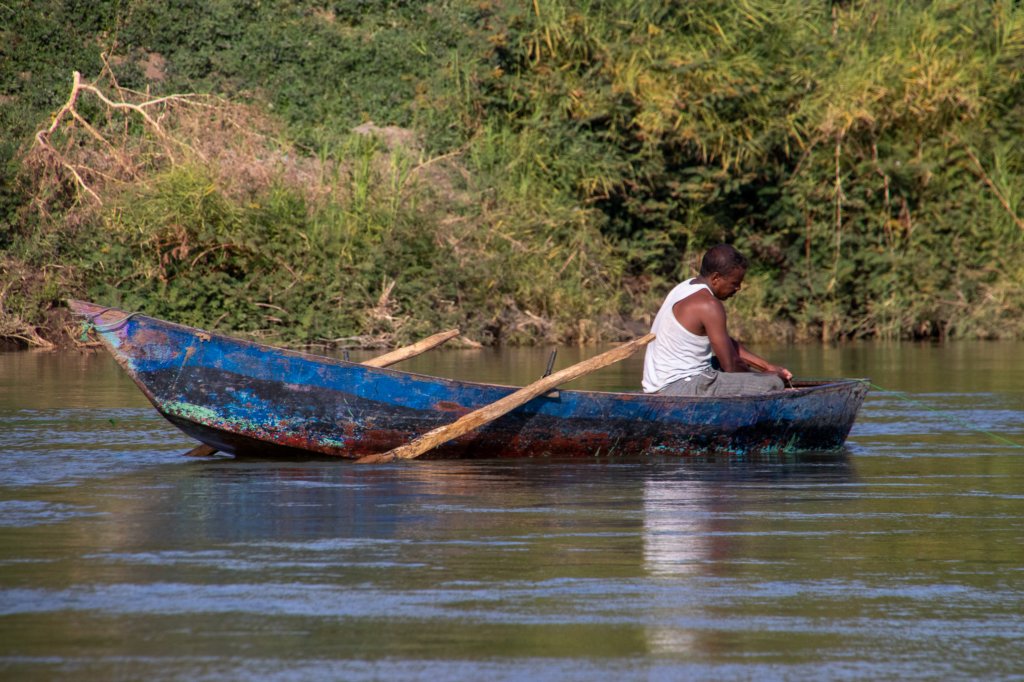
[[641, 279, 714, 393]]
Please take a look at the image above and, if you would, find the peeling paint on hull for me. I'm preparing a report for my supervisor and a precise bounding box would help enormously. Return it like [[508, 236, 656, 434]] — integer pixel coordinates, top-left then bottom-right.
[[69, 300, 869, 460]]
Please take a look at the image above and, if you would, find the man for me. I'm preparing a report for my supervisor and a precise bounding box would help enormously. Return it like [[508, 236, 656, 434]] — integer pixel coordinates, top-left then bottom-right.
[[642, 244, 792, 397]]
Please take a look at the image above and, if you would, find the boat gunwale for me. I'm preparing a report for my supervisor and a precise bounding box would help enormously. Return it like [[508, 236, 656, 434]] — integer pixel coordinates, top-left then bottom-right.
[[69, 299, 868, 404]]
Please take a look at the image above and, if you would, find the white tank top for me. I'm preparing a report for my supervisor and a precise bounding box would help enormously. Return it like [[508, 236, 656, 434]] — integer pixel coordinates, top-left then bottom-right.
[[642, 279, 714, 393]]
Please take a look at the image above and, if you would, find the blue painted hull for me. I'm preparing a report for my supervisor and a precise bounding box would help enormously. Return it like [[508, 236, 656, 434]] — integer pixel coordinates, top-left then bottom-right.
[[70, 301, 868, 459]]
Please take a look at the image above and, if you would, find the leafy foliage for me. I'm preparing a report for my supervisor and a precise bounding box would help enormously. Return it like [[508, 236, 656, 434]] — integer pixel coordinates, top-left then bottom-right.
[[2, 0, 1023, 347]]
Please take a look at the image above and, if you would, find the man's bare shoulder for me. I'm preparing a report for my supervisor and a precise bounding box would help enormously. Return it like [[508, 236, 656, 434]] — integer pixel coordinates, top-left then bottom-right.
[[672, 288, 723, 336], [673, 287, 720, 313]]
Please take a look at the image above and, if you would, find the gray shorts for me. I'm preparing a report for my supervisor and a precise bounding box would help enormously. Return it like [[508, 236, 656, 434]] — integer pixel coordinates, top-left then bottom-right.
[[658, 369, 784, 397]]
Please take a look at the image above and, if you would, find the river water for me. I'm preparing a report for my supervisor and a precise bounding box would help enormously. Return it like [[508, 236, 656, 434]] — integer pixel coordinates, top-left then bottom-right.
[[1, 342, 1023, 680]]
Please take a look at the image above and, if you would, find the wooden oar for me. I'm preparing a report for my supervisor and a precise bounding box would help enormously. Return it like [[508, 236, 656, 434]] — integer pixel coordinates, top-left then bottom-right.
[[360, 329, 460, 368], [181, 328, 461, 457], [355, 333, 655, 464], [183, 443, 218, 457]]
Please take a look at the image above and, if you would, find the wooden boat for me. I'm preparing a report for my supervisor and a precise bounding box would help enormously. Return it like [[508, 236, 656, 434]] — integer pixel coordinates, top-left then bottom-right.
[[69, 300, 868, 459]]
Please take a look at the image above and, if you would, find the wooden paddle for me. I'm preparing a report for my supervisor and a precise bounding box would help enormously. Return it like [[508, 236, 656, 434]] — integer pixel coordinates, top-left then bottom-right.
[[355, 333, 655, 464], [360, 329, 460, 368], [182, 328, 461, 457], [738, 351, 793, 388], [183, 443, 218, 457]]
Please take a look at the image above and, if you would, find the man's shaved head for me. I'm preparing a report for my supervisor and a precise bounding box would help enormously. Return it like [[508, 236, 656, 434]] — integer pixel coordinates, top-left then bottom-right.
[[699, 244, 748, 277]]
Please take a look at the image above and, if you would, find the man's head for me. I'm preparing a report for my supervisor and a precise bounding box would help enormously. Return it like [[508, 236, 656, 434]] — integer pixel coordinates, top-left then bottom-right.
[[699, 244, 748, 300]]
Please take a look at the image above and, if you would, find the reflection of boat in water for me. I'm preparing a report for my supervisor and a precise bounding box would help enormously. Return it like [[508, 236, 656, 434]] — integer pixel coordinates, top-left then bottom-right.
[[641, 457, 856, 577], [640, 457, 857, 655], [71, 300, 868, 460]]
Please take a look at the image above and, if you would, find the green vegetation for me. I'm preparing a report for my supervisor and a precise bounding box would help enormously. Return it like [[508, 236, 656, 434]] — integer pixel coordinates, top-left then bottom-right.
[[2, 0, 1023, 348]]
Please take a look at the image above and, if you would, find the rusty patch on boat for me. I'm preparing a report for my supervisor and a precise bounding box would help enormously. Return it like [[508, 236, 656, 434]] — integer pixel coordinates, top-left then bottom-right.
[[435, 400, 470, 414]]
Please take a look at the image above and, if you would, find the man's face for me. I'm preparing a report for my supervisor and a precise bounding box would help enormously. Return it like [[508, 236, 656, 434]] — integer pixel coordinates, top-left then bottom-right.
[[709, 268, 745, 300]]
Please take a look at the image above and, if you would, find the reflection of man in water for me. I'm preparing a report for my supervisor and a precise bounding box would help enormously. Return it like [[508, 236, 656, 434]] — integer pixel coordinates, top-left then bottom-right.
[[642, 244, 792, 397], [643, 477, 712, 577], [641, 476, 712, 655]]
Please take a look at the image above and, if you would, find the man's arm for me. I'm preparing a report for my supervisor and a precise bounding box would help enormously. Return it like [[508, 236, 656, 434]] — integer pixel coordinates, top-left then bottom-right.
[[673, 291, 792, 381], [697, 296, 745, 372], [736, 342, 793, 382]]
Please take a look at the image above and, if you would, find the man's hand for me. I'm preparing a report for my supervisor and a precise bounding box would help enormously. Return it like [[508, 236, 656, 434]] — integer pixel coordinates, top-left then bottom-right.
[[735, 343, 792, 382]]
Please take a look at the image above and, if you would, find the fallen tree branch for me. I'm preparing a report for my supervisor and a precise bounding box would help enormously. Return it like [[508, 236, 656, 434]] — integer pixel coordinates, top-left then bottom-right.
[[32, 70, 209, 204]]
